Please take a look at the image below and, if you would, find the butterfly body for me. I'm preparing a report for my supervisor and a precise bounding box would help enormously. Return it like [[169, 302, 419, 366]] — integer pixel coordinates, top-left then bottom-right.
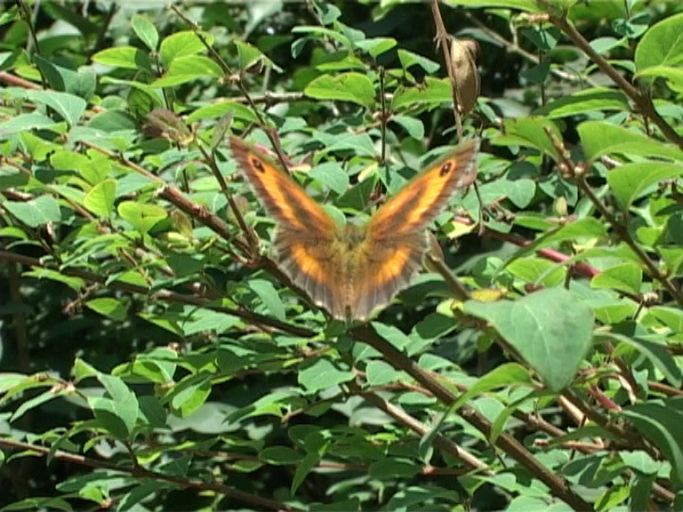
[[230, 137, 478, 320]]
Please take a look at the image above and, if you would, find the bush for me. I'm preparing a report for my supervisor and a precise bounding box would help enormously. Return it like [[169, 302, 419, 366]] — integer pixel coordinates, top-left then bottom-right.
[[1, 1, 683, 510]]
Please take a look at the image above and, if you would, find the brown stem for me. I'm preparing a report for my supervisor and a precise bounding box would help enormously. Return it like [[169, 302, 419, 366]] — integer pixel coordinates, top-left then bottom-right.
[[429, 0, 464, 139], [349, 323, 591, 510]]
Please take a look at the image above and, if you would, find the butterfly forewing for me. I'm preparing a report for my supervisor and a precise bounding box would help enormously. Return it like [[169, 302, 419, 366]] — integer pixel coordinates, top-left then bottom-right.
[[368, 139, 479, 241]]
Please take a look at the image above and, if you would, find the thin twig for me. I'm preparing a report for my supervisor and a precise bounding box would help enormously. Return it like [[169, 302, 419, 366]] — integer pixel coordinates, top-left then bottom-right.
[[0, 437, 295, 511]]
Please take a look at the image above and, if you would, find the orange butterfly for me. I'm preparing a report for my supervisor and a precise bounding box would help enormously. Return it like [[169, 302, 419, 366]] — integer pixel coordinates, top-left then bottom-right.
[[230, 137, 479, 321]]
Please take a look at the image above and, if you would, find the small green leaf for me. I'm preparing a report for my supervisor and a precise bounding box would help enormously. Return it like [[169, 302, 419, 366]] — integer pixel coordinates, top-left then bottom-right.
[[132, 14, 159, 51], [308, 162, 349, 195], [464, 288, 594, 391], [493, 117, 563, 160], [4, 195, 61, 227], [397, 49, 440, 73], [159, 30, 213, 66], [354, 37, 397, 58], [391, 115, 425, 139], [92, 46, 149, 70], [443, 0, 542, 12], [607, 162, 683, 208], [607, 333, 682, 388], [578, 121, 683, 162], [304, 72, 375, 108], [298, 359, 354, 393], [118, 201, 167, 234], [86, 298, 128, 322], [84, 179, 116, 218], [635, 13, 683, 73], [26, 90, 87, 127], [249, 279, 286, 320], [366, 360, 402, 386], [392, 77, 451, 109], [536, 87, 629, 118], [591, 262, 643, 295]]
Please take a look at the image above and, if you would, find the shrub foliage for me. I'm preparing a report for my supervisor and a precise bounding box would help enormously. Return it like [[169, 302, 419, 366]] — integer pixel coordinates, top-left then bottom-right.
[[1, 1, 683, 510]]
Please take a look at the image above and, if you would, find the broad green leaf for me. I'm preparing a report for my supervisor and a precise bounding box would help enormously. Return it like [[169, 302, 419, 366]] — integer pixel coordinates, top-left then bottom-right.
[[636, 65, 683, 91], [645, 306, 683, 332], [397, 49, 440, 74], [86, 297, 128, 322], [635, 13, 683, 73], [392, 77, 451, 110], [391, 115, 425, 139], [23, 268, 84, 291], [4, 195, 61, 227], [234, 40, 268, 70], [591, 262, 643, 295], [159, 31, 212, 66], [170, 375, 212, 417], [493, 117, 563, 160], [536, 88, 628, 118], [308, 162, 349, 195], [606, 333, 682, 388], [304, 72, 375, 108], [623, 402, 683, 486], [248, 279, 286, 320], [152, 55, 223, 88], [83, 179, 116, 218], [578, 121, 683, 162], [444, 0, 542, 11], [607, 162, 683, 207], [92, 46, 149, 69], [26, 90, 87, 127], [260, 446, 304, 465], [354, 37, 397, 58], [0, 112, 57, 135], [464, 288, 594, 391], [132, 14, 159, 51], [507, 257, 566, 287], [366, 360, 402, 385], [298, 358, 354, 393], [118, 201, 167, 234]]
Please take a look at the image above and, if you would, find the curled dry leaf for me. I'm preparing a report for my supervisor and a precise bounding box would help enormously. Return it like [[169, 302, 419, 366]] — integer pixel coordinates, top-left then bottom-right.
[[450, 38, 480, 115]]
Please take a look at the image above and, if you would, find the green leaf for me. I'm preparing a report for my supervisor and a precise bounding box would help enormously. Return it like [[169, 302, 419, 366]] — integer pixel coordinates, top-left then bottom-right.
[[606, 333, 682, 388], [397, 49, 440, 73], [26, 90, 87, 127], [308, 162, 349, 195], [234, 40, 267, 70], [622, 402, 683, 486], [354, 37, 397, 58], [170, 376, 212, 417], [607, 162, 683, 208], [366, 360, 402, 385], [298, 358, 354, 393], [86, 297, 128, 322], [591, 262, 643, 295], [159, 30, 213, 66], [493, 117, 563, 160], [152, 55, 223, 88], [578, 121, 683, 162], [0, 112, 57, 135], [92, 46, 149, 70], [260, 446, 304, 465], [23, 268, 84, 291], [645, 306, 683, 332], [392, 77, 451, 110], [443, 0, 542, 12], [635, 13, 683, 73], [248, 279, 286, 321], [83, 179, 116, 218], [118, 201, 167, 234], [464, 288, 594, 391], [536, 87, 629, 118], [391, 115, 425, 139], [4, 195, 61, 227], [132, 14, 159, 51], [304, 72, 375, 108]]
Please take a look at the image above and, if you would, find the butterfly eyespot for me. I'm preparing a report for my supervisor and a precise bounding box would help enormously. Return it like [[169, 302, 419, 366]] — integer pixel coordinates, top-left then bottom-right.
[[251, 158, 266, 173], [439, 161, 453, 176]]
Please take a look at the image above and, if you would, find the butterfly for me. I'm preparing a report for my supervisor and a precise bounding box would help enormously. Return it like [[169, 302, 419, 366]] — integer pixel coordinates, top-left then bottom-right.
[[230, 137, 479, 321]]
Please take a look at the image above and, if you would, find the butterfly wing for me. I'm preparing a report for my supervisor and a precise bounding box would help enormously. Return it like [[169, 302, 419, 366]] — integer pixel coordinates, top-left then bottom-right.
[[230, 137, 342, 314], [349, 140, 479, 319]]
